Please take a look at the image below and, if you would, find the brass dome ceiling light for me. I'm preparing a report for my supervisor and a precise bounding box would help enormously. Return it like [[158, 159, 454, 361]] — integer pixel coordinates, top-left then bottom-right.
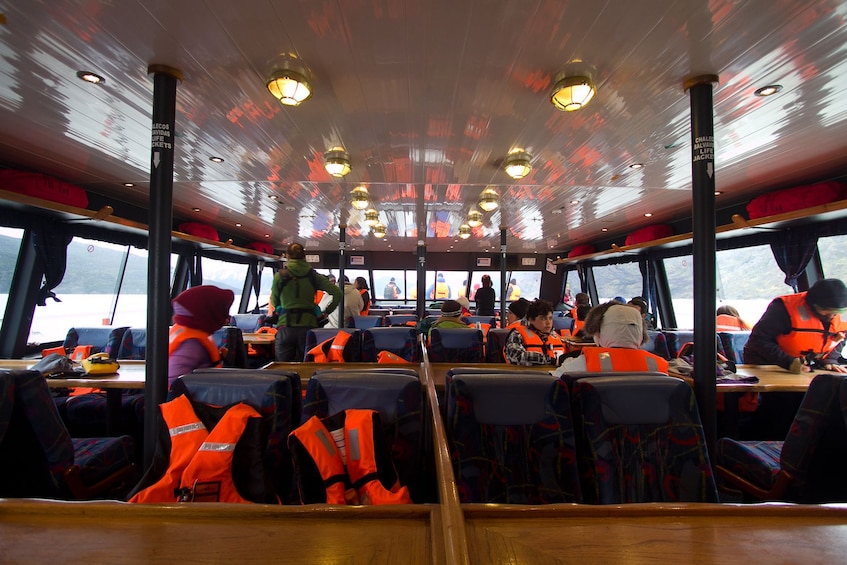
[[373, 222, 386, 238], [364, 208, 379, 226], [267, 69, 312, 106], [325, 148, 351, 177], [550, 75, 596, 112], [503, 150, 532, 179], [478, 187, 499, 212], [458, 224, 472, 239], [467, 209, 483, 227], [351, 186, 369, 210]]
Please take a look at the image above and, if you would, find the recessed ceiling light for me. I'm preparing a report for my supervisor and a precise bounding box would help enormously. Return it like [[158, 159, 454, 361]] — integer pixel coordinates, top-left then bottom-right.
[[552, 208, 563, 215], [270, 194, 279, 200], [754, 84, 783, 97], [284, 205, 296, 211], [192, 207, 201, 212], [123, 182, 134, 187], [264, 234, 270, 238], [601, 228, 608, 232], [644, 213, 653, 217], [209, 156, 224, 163], [76, 70, 105, 85], [570, 200, 579, 205], [628, 163, 644, 170], [714, 191, 723, 196], [235, 223, 242, 227]]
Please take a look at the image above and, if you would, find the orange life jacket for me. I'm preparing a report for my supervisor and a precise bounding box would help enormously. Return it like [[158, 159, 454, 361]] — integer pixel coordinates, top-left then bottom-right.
[[315, 289, 327, 305], [775, 293, 847, 358], [129, 394, 260, 503], [290, 410, 412, 505], [359, 289, 371, 315], [168, 324, 222, 368], [573, 319, 585, 334], [507, 325, 566, 364], [307, 331, 351, 362], [247, 326, 277, 356], [376, 350, 411, 364], [716, 314, 747, 332], [581, 347, 670, 373]]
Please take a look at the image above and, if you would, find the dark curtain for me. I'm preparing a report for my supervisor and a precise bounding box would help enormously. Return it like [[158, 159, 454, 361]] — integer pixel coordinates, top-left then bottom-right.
[[251, 260, 264, 313], [188, 252, 203, 287], [32, 222, 72, 306], [770, 228, 818, 290]]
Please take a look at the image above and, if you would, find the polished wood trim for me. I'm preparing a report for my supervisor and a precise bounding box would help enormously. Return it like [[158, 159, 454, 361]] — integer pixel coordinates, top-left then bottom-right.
[[672, 364, 816, 393], [420, 341, 471, 565], [0, 499, 433, 565]]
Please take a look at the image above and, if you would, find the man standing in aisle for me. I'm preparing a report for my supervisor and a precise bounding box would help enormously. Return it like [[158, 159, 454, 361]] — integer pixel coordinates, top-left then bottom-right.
[[271, 243, 341, 361]]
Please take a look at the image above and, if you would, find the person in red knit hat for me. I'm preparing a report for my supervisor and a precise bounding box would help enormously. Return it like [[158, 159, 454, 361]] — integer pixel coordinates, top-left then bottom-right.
[[168, 285, 234, 387]]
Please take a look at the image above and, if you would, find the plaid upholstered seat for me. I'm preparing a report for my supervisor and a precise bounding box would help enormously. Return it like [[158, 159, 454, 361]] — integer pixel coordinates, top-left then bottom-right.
[[156, 369, 302, 503], [63, 326, 129, 357], [572, 374, 717, 504], [446, 372, 581, 504], [717, 331, 751, 363], [0, 369, 136, 499], [641, 330, 671, 360], [116, 328, 147, 360], [360, 327, 419, 362], [351, 315, 385, 329], [485, 328, 512, 363], [429, 327, 484, 362], [299, 370, 430, 503], [715, 373, 847, 502], [212, 326, 249, 367], [384, 314, 417, 327], [303, 328, 361, 362]]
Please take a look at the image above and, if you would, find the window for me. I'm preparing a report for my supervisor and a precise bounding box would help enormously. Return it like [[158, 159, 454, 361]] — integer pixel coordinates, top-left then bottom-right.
[[197, 257, 250, 316], [818, 234, 847, 282], [663, 256, 693, 329], [373, 269, 407, 300], [506, 271, 542, 302], [30, 237, 135, 343], [716, 244, 790, 328], [468, 272, 501, 303], [0, 227, 24, 328], [592, 262, 643, 305]]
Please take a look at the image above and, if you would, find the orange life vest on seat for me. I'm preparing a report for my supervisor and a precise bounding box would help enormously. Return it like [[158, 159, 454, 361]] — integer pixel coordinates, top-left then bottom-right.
[[168, 324, 222, 367], [290, 410, 412, 505], [129, 394, 260, 503], [581, 347, 670, 373], [307, 331, 351, 362], [775, 293, 847, 359], [507, 325, 566, 364]]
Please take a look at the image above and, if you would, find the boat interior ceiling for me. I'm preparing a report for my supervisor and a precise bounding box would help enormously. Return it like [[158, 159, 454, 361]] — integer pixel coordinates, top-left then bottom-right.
[[1, 1, 846, 255]]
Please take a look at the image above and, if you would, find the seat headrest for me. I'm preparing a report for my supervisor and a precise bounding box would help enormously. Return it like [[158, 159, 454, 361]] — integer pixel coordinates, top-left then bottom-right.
[[311, 372, 420, 423], [576, 375, 686, 425], [454, 373, 561, 425], [173, 372, 292, 410], [365, 327, 415, 348]]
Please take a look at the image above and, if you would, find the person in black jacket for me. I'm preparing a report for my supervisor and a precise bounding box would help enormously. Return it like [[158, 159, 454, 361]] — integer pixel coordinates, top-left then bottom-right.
[[474, 274, 496, 316]]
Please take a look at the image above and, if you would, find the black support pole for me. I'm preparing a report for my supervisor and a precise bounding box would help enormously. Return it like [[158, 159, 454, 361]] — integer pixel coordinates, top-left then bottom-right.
[[143, 64, 182, 470], [339, 225, 346, 326], [500, 227, 507, 325], [685, 74, 719, 460], [416, 240, 426, 319]]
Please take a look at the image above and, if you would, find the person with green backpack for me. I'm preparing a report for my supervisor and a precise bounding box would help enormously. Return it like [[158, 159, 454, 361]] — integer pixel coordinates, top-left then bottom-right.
[[271, 243, 341, 361]]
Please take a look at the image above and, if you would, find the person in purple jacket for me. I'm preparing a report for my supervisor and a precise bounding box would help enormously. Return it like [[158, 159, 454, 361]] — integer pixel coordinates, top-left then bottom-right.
[[167, 285, 234, 388]]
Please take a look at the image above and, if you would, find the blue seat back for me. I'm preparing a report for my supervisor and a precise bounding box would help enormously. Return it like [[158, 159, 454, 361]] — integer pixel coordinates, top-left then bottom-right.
[[302, 370, 429, 502], [360, 327, 419, 362], [429, 328, 484, 362], [351, 315, 384, 329], [571, 374, 717, 504], [641, 330, 670, 360], [171, 370, 301, 503], [464, 316, 496, 327], [552, 317, 575, 333], [230, 313, 263, 333], [63, 326, 129, 358], [303, 328, 361, 361], [446, 372, 581, 503], [718, 331, 750, 363], [485, 328, 512, 363], [385, 314, 417, 327], [117, 328, 147, 360], [211, 326, 249, 368]]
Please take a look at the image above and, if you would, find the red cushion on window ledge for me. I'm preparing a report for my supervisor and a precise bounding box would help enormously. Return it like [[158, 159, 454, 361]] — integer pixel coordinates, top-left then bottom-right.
[[625, 224, 674, 246], [177, 222, 219, 241], [568, 244, 596, 258]]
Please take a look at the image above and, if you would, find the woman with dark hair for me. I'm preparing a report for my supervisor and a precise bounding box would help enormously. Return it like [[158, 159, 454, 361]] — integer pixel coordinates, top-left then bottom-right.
[[716, 304, 750, 331], [505, 299, 565, 366], [354, 276, 371, 315], [474, 274, 496, 316]]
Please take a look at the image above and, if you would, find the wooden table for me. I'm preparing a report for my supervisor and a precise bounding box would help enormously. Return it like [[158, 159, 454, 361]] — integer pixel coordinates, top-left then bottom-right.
[[0, 359, 146, 435], [242, 332, 275, 345], [670, 364, 816, 393]]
